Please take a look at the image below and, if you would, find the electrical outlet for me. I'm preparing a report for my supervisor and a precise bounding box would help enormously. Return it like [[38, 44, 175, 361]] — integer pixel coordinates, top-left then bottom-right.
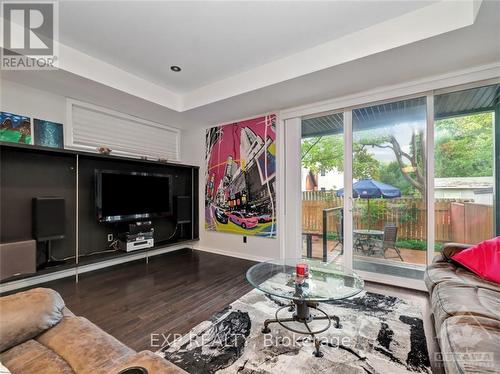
[[243, 236, 247, 243], [107, 234, 113, 242]]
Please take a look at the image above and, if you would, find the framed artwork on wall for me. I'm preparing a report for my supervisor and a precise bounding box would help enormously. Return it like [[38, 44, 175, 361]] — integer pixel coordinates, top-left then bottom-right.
[[33, 119, 64, 149], [0, 111, 32, 144], [205, 114, 277, 238]]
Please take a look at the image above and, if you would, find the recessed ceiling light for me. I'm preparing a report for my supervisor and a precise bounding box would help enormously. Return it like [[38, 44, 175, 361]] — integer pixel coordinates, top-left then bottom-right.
[[170, 66, 182, 72]]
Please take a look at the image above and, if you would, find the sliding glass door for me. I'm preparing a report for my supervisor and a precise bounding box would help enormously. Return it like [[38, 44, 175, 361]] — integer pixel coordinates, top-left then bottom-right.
[[434, 83, 499, 246], [301, 112, 344, 263], [293, 80, 499, 287], [350, 97, 428, 279]]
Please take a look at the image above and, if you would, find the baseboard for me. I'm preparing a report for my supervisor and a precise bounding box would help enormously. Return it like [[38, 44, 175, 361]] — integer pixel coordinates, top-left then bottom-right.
[[0, 242, 195, 294], [0, 268, 77, 294], [193, 245, 272, 263], [75, 243, 195, 278], [357, 270, 427, 291]]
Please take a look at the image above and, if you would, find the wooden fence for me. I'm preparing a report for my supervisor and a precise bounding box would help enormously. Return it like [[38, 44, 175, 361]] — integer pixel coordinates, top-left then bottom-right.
[[302, 191, 487, 243], [450, 202, 493, 244]]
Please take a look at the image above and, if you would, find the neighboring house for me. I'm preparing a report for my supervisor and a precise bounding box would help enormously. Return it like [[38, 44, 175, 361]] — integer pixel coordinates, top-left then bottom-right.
[[302, 168, 344, 191], [434, 176, 494, 205]]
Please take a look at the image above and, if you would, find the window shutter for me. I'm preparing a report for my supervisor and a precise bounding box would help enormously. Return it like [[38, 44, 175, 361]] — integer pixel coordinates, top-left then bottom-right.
[[66, 99, 180, 161]]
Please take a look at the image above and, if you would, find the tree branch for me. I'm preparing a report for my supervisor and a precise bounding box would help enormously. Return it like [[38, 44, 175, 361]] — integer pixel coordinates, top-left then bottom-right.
[[301, 136, 323, 160], [389, 136, 423, 193]]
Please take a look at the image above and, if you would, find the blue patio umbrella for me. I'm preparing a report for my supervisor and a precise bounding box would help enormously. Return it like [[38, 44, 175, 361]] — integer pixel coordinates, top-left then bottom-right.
[[336, 179, 401, 229]]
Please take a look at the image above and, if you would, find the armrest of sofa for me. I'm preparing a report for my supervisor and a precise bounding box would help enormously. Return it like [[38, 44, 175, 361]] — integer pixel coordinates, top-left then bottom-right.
[[0, 288, 65, 353], [110, 351, 187, 374], [441, 242, 472, 261]]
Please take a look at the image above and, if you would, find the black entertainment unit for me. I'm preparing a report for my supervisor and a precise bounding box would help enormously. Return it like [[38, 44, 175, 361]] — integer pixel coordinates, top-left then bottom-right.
[[0, 141, 199, 284]]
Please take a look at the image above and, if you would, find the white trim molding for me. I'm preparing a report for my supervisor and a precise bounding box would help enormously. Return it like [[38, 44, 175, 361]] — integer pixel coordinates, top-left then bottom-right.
[[193, 246, 273, 263], [279, 62, 500, 120], [356, 271, 427, 292], [426, 95, 436, 267], [283, 118, 303, 259]]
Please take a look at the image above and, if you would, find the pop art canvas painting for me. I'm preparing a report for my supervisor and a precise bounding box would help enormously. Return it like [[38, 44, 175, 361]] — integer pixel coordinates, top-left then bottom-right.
[[205, 114, 276, 238]]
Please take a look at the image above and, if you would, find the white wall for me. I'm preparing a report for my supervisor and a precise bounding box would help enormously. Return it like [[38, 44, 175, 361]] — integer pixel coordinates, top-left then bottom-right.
[[182, 127, 281, 262], [1, 79, 66, 125]]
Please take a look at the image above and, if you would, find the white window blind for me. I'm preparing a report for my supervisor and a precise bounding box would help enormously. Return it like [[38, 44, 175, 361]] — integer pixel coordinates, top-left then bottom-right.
[[66, 99, 180, 161]]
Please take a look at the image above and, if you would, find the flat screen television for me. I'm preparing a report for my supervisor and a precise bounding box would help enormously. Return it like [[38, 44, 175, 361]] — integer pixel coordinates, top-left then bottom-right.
[[95, 170, 172, 223]]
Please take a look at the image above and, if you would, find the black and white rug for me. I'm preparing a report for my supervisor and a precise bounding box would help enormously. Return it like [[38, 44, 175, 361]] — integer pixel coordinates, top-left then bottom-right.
[[158, 289, 431, 374]]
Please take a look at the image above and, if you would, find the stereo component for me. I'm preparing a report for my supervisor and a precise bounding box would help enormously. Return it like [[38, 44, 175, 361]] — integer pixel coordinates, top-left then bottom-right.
[[118, 225, 154, 252], [128, 221, 152, 234], [120, 238, 154, 252]]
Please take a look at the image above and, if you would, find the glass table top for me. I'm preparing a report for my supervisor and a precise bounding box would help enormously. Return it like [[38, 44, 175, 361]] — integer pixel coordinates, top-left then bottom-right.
[[246, 259, 364, 302]]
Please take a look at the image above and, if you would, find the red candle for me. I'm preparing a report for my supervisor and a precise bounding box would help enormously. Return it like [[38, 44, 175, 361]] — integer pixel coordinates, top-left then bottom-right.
[[296, 263, 309, 277]]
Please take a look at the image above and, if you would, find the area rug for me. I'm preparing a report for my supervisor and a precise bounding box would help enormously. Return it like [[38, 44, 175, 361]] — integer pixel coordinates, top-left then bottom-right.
[[158, 289, 431, 374]]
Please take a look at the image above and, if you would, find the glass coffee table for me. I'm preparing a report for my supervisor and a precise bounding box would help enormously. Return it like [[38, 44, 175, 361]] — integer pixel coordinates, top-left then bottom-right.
[[246, 259, 364, 357]]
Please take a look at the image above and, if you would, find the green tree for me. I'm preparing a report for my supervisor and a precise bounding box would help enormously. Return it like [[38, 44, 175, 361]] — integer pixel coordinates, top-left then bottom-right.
[[378, 161, 416, 195], [301, 135, 344, 174], [435, 112, 493, 177], [357, 131, 425, 195], [301, 135, 381, 180], [353, 147, 380, 179], [300, 112, 493, 194]]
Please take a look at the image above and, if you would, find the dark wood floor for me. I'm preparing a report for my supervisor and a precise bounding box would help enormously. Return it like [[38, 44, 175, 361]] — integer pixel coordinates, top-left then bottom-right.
[[37, 248, 440, 372]]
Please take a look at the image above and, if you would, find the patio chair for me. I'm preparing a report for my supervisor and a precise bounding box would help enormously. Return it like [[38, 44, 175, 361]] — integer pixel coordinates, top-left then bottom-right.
[[370, 223, 404, 261]]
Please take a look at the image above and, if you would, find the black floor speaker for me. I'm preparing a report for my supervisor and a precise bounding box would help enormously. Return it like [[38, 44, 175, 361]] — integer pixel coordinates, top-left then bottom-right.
[[32, 197, 66, 241], [175, 196, 192, 224]]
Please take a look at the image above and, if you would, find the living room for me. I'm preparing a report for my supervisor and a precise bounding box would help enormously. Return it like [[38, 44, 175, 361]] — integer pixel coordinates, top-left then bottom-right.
[[0, 1, 499, 374]]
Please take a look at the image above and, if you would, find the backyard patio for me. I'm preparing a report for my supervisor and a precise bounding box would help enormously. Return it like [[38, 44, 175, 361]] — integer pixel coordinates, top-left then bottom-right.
[[302, 192, 494, 265], [304, 235, 440, 266]]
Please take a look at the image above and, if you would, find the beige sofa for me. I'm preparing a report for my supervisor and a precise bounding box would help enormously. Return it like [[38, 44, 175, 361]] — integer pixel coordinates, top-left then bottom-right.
[[0, 288, 186, 374], [425, 243, 500, 374]]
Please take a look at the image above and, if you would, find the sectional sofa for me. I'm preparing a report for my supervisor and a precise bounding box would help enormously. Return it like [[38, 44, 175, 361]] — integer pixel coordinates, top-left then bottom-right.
[[0, 288, 185, 374], [425, 243, 500, 374]]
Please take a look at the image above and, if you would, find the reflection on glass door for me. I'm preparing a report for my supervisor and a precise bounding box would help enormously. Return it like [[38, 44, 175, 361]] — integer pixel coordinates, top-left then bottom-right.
[[434, 83, 499, 246], [301, 112, 344, 263], [351, 97, 428, 279]]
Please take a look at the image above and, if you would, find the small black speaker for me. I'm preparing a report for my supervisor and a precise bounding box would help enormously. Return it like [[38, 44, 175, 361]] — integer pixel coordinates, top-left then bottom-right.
[[32, 197, 66, 241], [175, 196, 191, 224]]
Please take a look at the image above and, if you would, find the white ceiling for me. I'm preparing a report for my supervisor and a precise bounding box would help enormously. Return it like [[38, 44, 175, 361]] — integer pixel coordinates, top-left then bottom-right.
[[59, 1, 435, 93], [1, 0, 499, 130]]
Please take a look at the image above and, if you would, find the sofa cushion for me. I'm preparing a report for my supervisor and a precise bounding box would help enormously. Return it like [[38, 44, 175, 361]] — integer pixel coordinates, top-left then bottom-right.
[[425, 259, 500, 294], [451, 237, 500, 284], [0, 339, 74, 374], [441, 243, 473, 260], [37, 316, 134, 374], [432, 281, 500, 332], [439, 315, 500, 374], [0, 288, 65, 352]]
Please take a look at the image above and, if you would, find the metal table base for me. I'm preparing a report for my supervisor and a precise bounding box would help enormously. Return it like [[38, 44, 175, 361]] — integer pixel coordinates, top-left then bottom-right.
[[261, 300, 341, 357]]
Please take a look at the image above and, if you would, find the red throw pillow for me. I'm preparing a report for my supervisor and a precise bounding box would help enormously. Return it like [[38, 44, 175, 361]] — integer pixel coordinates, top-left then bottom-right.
[[451, 237, 500, 284]]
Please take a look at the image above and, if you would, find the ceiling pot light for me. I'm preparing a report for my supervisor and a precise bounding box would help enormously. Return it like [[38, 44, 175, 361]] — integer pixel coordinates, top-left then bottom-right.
[[170, 66, 181, 72]]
